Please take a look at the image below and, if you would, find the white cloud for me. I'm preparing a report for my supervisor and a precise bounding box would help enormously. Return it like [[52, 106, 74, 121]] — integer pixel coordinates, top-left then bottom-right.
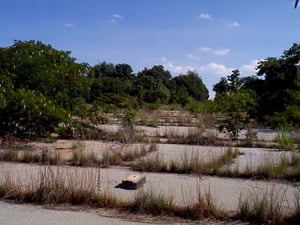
[[199, 47, 230, 56], [113, 14, 123, 20], [64, 23, 75, 28], [109, 13, 124, 23], [199, 47, 212, 52], [160, 58, 194, 74], [186, 54, 200, 60], [199, 63, 234, 77], [214, 49, 230, 56], [227, 21, 240, 27], [240, 59, 260, 75], [197, 13, 212, 20], [160, 57, 168, 62]]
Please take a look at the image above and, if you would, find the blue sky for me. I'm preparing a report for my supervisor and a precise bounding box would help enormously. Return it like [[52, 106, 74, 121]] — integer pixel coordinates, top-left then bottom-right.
[[1, 0, 300, 98]]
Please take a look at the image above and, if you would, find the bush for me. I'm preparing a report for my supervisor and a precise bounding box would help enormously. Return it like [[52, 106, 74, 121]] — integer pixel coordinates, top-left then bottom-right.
[[276, 129, 295, 151]]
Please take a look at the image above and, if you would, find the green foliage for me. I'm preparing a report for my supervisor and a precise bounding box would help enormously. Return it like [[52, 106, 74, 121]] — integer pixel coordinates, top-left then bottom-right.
[[256, 43, 300, 128], [0, 40, 88, 137], [172, 71, 209, 104], [118, 107, 137, 143], [213, 92, 256, 140], [276, 129, 295, 151]]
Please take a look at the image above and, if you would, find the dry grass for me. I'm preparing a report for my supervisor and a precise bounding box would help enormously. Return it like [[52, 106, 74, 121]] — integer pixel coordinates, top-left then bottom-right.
[[285, 190, 300, 225], [0, 166, 120, 207], [133, 147, 241, 175], [221, 152, 300, 181], [237, 183, 291, 225], [0, 142, 158, 168], [0, 164, 225, 221], [161, 127, 221, 146], [0, 162, 299, 224]]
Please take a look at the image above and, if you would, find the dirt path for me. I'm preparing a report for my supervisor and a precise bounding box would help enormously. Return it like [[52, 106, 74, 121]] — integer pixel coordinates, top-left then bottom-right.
[[0, 201, 251, 225]]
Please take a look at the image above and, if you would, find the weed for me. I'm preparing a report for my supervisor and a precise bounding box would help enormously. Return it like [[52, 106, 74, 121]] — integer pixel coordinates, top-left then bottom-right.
[[100, 151, 112, 168], [131, 188, 174, 215], [244, 127, 258, 147], [0, 148, 18, 161], [237, 184, 287, 224], [276, 129, 295, 151], [285, 190, 300, 224], [133, 147, 240, 175]]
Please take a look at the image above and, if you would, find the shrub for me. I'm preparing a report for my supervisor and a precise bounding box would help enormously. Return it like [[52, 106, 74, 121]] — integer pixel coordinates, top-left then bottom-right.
[[276, 129, 295, 151]]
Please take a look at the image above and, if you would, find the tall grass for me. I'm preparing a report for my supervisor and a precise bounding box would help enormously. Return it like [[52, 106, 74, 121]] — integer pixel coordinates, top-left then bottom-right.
[[276, 129, 295, 151], [0, 165, 224, 221], [0, 166, 120, 207], [227, 152, 300, 181], [131, 188, 174, 215], [286, 190, 300, 224], [237, 184, 289, 225], [0, 148, 19, 161], [1, 164, 300, 223], [0, 142, 158, 168], [162, 127, 221, 146], [133, 147, 241, 175]]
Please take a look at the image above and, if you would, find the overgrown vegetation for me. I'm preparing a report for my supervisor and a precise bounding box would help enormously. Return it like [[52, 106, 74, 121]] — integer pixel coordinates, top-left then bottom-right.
[[236, 184, 298, 225], [0, 166, 226, 221], [133, 147, 241, 174], [1, 39, 300, 225], [1, 40, 300, 141], [0, 142, 158, 168], [276, 129, 296, 151]]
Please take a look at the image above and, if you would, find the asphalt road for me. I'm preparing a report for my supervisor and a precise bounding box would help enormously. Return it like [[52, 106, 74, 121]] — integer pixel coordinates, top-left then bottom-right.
[[0, 202, 152, 225]]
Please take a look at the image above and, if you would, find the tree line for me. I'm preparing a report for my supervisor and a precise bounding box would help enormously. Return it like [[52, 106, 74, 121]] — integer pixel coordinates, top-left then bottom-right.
[[0, 40, 299, 138]]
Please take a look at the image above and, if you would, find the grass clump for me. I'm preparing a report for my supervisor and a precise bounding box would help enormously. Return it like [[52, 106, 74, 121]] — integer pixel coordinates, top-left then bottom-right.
[[180, 185, 226, 220], [276, 129, 295, 151], [237, 185, 287, 225], [133, 147, 240, 175], [0, 165, 226, 221], [132, 152, 168, 172], [0, 148, 18, 161], [165, 127, 220, 146], [285, 190, 300, 225], [0, 166, 121, 207], [131, 189, 174, 215], [130, 185, 225, 220], [237, 153, 300, 181]]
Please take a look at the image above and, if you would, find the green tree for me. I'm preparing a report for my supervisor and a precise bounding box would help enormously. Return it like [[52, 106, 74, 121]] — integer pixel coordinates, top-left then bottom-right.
[[213, 77, 229, 96], [0, 40, 88, 137], [137, 65, 173, 89], [257, 43, 300, 127], [213, 92, 256, 140], [115, 63, 134, 80], [172, 71, 209, 105], [212, 70, 257, 140], [135, 74, 170, 104], [213, 70, 243, 96]]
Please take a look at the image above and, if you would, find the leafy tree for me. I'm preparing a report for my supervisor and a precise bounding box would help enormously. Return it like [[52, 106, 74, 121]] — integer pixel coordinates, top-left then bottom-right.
[[213, 77, 229, 96], [92, 62, 116, 78], [115, 63, 134, 80], [137, 65, 173, 89], [172, 71, 209, 105], [227, 69, 242, 92], [212, 70, 257, 140], [0, 40, 88, 137], [213, 70, 243, 96], [135, 74, 170, 104], [257, 43, 300, 127], [213, 92, 256, 140]]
